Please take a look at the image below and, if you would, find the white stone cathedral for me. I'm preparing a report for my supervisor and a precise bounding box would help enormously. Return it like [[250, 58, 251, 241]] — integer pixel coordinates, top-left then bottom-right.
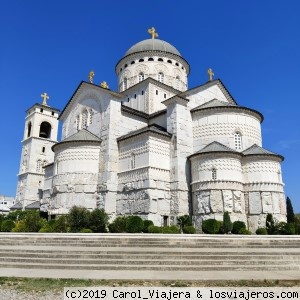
[[16, 29, 287, 231]]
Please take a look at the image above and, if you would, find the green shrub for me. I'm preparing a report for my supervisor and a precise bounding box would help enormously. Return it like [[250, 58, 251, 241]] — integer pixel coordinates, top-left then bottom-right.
[[39, 223, 54, 233], [4, 210, 27, 222], [183, 225, 196, 234], [232, 221, 246, 234], [80, 228, 93, 233], [177, 215, 192, 227], [142, 220, 154, 233], [274, 222, 295, 235], [223, 211, 233, 234], [12, 220, 26, 232], [161, 225, 180, 234], [202, 219, 220, 234], [217, 221, 224, 234], [148, 225, 162, 233], [89, 208, 109, 233], [125, 216, 144, 233], [52, 215, 69, 232], [256, 227, 268, 235], [108, 216, 128, 233], [11, 211, 46, 232], [266, 213, 275, 234], [1, 219, 15, 232], [68, 206, 90, 232], [238, 228, 251, 235]]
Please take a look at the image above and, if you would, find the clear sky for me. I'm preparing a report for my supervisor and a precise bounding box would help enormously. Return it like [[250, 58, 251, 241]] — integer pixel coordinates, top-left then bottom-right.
[[0, 1, 299, 212]]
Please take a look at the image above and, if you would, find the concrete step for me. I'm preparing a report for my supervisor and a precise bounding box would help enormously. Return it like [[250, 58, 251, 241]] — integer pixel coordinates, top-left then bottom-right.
[[0, 262, 299, 271]]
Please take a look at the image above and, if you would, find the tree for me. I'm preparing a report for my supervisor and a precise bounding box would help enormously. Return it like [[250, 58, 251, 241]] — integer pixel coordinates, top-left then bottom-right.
[[68, 206, 90, 232], [266, 213, 275, 234], [89, 208, 109, 233], [223, 211, 232, 234], [286, 197, 295, 223]]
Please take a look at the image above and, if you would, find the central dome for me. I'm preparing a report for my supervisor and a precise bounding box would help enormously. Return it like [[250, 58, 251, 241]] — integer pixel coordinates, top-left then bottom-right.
[[125, 39, 181, 57]]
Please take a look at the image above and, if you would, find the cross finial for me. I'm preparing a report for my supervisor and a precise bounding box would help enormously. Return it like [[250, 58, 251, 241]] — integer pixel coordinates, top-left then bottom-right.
[[208, 68, 214, 81], [148, 27, 158, 39], [89, 70, 95, 83], [100, 81, 109, 89], [41, 92, 49, 106]]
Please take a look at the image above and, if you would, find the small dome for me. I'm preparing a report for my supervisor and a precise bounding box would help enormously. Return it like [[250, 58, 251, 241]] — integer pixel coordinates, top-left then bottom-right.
[[125, 39, 181, 57]]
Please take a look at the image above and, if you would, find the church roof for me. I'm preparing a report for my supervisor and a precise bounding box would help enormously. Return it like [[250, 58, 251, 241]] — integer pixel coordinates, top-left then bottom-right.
[[191, 98, 236, 111], [181, 79, 237, 105], [242, 144, 284, 160], [121, 105, 166, 121], [25, 201, 40, 210], [117, 124, 171, 142], [63, 129, 101, 142], [125, 39, 181, 56], [10, 202, 23, 210], [189, 141, 240, 159], [59, 81, 123, 121], [52, 129, 101, 151]]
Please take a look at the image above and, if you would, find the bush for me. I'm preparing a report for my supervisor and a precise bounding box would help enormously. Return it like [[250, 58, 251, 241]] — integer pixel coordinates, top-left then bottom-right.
[[39, 223, 54, 233], [274, 222, 295, 235], [238, 228, 251, 235], [266, 213, 275, 234], [80, 228, 93, 233], [142, 220, 154, 233], [1, 219, 15, 232], [183, 225, 196, 234], [68, 206, 90, 232], [148, 225, 162, 233], [4, 210, 27, 222], [125, 216, 144, 233], [52, 215, 69, 232], [11, 211, 46, 232], [177, 215, 192, 227], [232, 221, 246, 234], [108, 216, 128, 233], [161, 225, 180, 234], [223, 211, 233, 234], [202, 219, 220, 234], [256, 228, 268, 235], [89, 208, 109, 233]]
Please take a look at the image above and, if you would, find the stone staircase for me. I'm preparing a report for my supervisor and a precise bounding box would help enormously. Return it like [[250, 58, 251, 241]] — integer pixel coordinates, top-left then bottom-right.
[[0, 233, 300, 280]]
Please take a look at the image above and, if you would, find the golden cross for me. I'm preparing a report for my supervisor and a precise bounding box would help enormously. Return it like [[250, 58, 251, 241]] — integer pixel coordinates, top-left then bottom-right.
[[100, 81, 109, 89], [148, 27, 158, 39], [89, 70, 95, 83], [41, 92, 49, 105], [208, 68, 214, 81]]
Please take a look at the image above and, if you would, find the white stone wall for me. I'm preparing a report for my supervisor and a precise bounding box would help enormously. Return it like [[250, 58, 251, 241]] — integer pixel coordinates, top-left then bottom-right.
[[190, 154, 243, 184], [62, 88, 109, 140], [118, 112, 147, 138], [187, 84, 230, 109], [243, 157, 283, 185], [117, 54, 188, 92], [193, 110, 262, 152]]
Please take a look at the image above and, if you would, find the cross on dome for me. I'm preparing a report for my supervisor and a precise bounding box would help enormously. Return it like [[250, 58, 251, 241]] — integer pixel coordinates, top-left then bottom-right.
[[208, 68, 214, 81], [41, 92, 49, 106], [148, 27, 158, 39]]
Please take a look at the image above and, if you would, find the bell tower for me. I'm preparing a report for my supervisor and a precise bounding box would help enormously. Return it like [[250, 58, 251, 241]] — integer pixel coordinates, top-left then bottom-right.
[[16, 93, 60, 208]]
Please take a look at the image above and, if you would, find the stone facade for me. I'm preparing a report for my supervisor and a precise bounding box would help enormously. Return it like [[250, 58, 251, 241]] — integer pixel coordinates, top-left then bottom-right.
[[16, 35, 287, 231]]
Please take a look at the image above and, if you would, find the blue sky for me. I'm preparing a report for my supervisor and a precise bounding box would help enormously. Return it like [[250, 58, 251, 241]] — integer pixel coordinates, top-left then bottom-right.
[[0, 1, 299, 212]]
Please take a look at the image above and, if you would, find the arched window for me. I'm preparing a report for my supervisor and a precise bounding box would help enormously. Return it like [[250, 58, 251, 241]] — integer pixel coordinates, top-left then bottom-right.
[[138, 72, 144, 82], [158, 72, 164, 83], [212, 168, 217, 180], [89, 109, 94, 125], [130, 153, 135, 169], [175, 76, 180, 89], [82, 109, 88, 128], [27, 122, 32, 137], [76, 115, 80, 131], [42, 160, 48, 173], [123, 77, 128, 90], [234, 132, 242, 150], [167, 60, 172, 64], [131, 61, 135, 65], [39, 122, 51, 138], [139, 58, 144, 62], [158, 58, 164, 62], [148, 57, 154, 61], [36, 160, 42, 173]]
